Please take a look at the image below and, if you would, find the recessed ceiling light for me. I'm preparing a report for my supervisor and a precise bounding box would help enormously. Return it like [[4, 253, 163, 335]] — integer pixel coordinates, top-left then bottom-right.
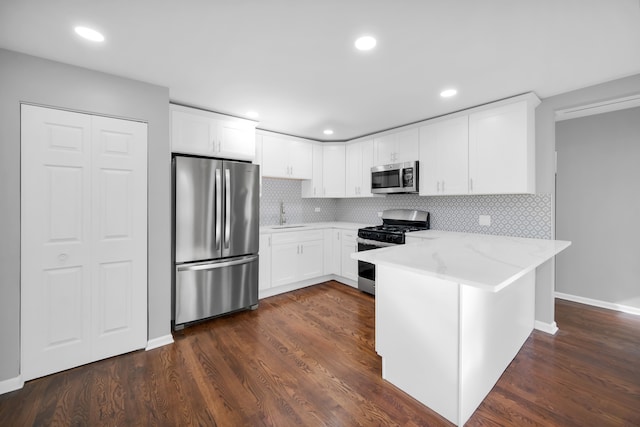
[[323, 129, 334, 135], [246, 111, 259, 119], [440, 89, 458, 98], [355, 36, 376, 51], [74, 26, 105, 42]]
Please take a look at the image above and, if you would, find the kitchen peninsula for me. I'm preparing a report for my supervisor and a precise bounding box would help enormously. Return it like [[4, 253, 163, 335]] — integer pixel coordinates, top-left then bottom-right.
[[352, 230, 570, 426]]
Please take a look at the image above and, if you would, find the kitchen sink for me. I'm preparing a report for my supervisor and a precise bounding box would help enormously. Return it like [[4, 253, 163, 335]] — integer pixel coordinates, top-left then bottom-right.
[[269, 225, 307, 229]]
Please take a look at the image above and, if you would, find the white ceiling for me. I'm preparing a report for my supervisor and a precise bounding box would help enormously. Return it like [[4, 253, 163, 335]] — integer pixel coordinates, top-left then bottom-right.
[[1, 0, 639, 141]]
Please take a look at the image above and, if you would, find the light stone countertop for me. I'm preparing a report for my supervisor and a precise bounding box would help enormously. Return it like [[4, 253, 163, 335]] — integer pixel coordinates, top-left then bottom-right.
[[352, 229, 571, 292], [260, 221, 373, 234]]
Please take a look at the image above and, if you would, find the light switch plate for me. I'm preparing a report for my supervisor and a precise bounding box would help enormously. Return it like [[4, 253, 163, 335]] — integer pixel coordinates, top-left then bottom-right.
[[479, 215, 491, 226]]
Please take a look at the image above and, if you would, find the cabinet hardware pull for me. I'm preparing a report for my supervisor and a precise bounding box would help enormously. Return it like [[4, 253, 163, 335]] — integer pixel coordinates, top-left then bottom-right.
[[437, 181, 440, 192], [470, 178, 473, 191], [442, 181, 445, 192]]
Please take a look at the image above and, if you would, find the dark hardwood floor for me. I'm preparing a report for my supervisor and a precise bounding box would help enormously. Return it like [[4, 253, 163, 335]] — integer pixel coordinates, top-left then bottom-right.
[[1, 281, 638, 426]]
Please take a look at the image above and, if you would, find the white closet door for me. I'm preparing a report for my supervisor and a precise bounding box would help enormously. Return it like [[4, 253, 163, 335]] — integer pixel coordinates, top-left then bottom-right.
[[91, 116, 147, 359], [21, 105, 147, 381]]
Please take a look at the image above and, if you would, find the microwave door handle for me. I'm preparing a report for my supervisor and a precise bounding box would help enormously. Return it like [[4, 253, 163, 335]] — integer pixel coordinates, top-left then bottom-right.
[[215, 169, 222, 250], [224, 168, 231, 249]]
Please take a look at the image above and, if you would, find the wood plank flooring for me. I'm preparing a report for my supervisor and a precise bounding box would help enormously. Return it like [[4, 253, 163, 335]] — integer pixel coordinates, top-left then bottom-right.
[[1, 281, 639, 426]]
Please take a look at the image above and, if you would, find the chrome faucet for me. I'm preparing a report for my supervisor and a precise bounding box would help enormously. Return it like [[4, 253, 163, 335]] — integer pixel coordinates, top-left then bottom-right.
[[279, 201, 287, 225]]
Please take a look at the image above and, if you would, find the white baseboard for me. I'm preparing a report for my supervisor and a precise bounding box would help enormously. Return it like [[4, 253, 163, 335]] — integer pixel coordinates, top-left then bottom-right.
[[259, 275, 357, 300], [534, 320, 558, 335], [0, 375, 24, 395], [145, 334, 174, 351], [555, 292, 640, 316]]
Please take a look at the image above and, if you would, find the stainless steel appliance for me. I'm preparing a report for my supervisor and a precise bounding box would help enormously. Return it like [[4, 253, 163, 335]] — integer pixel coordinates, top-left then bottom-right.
[[173, 155, 260, 329], [371, 161, 419, 194], [357, 209, 430, 295]]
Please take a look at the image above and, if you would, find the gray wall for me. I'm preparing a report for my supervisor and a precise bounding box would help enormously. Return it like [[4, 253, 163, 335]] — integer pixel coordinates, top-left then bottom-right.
[[0, 48, 172, 382], [535, 73, 640, 324], [556, 107, 640, 309]]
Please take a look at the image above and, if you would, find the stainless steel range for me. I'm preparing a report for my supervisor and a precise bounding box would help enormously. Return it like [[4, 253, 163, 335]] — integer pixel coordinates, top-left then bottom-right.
[[357, 209, 430, 295]]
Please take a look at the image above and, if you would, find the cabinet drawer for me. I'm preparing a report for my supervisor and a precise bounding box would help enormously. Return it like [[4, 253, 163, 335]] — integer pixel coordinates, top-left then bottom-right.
[[271, 229, 323, 245]]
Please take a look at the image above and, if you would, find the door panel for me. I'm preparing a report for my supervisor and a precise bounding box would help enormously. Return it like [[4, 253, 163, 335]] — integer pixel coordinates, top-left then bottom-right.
[[21, 105, 93, 381], [92, 116, 147, 358], [223, 161, 259, 258]]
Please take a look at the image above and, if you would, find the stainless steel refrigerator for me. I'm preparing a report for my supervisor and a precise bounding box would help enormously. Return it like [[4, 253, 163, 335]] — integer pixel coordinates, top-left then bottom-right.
[[172, 155, 260, 329]]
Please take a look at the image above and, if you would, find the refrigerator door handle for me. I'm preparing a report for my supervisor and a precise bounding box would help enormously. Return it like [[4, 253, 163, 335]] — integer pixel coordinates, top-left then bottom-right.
[[224, 168, 231, 249], [177, 255, 258, 272], [215, 169, 222, 250]]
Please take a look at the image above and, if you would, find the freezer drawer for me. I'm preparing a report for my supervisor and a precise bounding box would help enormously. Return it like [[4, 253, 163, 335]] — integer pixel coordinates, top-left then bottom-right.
[[175, 255, 258, 326]]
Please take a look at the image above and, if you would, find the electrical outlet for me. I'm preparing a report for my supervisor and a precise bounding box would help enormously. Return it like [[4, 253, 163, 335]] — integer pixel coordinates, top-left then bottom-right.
[[314, 207, 321, 212], [479, 215, 491, 226], [377, 212, 383, 217]]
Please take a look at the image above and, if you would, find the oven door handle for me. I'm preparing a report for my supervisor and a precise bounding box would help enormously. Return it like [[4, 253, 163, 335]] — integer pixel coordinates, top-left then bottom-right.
[[356, 237, 398, 248]]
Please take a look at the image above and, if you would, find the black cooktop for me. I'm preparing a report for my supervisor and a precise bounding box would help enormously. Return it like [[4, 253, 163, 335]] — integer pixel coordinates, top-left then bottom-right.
[[358, 211, 430, 244]]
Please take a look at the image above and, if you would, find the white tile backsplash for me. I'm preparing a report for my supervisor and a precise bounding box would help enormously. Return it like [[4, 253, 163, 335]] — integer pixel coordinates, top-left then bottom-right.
[[260, 178, 337, 225], [261, 178, 552, 239]]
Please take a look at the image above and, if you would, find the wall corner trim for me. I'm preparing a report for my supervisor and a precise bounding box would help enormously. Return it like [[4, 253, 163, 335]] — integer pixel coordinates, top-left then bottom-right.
[[145, 334, 174, 351], [0, 375, 24, 395], [534, 320, 559, 335]]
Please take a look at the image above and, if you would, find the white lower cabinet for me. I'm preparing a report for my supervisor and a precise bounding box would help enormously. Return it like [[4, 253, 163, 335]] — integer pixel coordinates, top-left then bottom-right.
[[340, 231, 358, 282], [271, 230, 324, 287], [261, 227, 360, 298]]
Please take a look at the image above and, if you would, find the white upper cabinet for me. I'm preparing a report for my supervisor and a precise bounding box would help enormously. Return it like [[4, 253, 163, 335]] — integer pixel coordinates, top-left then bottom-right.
[[345, 139, 374, 197], [170, 104, 256, 161], [301, 143, 323, 197], [419, 116, 469, 196], [262, 134, 313, 179], [468, 97, 538, 194], [373, 128, 419, 165], [322, 144, 346, 197]]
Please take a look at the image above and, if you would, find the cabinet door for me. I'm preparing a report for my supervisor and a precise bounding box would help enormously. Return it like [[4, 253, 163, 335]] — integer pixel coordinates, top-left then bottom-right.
[[289, 140, 313, 179], [420, 117, 469, 196], [302, 143, 323, 198], [419, 123, 440, 195], [171, 109, 215, 155], [395, 128, 420, 163], [259, 234, 272, 291], [322, 145, 346, 197], [373, 133, 396, 165], [271, 241, 299, 287], [261, 135, 290, 178], [340, 231, 358, 282], [218, 119, 256, 161], [299, 240, 324, 280], [469, 101, 531, 194], [323, 229, 341, 275], [360, 139, 375, 197], [345, 142, 362, 197]]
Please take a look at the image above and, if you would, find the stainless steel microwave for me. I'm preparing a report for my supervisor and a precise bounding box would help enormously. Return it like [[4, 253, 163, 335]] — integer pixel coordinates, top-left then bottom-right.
[[371, 161, 419, 194]]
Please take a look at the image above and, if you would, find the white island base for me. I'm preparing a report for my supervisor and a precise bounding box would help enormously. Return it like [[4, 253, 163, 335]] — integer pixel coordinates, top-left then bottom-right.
[[376, 265, 535, 426]]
